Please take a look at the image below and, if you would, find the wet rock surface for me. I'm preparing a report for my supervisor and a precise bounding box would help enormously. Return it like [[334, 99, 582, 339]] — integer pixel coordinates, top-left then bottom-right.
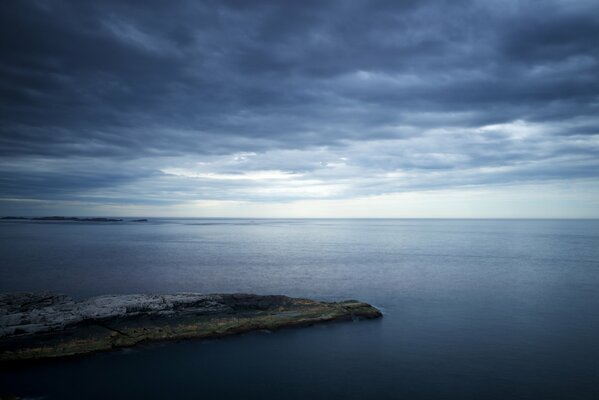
[[0, 292, 382, 361]]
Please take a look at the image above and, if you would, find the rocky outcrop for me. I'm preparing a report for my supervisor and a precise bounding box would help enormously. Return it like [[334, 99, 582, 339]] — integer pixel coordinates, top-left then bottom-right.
[[0, 292, 382, 361]]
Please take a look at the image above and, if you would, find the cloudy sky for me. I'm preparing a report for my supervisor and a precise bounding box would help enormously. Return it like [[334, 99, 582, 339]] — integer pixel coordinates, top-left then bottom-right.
[[1, 0, 598, 217]]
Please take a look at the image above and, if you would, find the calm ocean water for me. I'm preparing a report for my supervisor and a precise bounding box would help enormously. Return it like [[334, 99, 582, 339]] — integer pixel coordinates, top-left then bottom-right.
[[1, 218, 598, 399]]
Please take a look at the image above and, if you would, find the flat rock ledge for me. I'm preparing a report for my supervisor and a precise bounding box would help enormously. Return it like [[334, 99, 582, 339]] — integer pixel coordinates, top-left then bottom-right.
[[0, 292, 382, 362]]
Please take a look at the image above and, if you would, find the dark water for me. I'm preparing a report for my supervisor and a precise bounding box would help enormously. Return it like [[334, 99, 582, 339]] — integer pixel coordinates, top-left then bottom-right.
[[1, 219, 598, 399]]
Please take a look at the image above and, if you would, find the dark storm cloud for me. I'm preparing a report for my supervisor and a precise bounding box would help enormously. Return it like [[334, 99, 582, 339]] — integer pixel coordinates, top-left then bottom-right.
[[0, 0, 598, 206]]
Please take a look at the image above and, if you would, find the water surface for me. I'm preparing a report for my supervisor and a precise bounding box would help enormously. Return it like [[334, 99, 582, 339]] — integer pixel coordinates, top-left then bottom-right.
[[1, 219, 598, 399]]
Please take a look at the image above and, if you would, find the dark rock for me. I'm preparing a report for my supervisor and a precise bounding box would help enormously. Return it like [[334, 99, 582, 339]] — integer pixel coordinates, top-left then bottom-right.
[[0, 394, 21, 400], [0, 292, 382, 362]]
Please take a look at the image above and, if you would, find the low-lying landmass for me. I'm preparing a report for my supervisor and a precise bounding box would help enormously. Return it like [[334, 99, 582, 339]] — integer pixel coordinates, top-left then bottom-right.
[[0, 216, 148, 222], [31, 216, 123, 222], [0, 292, 382, 362]]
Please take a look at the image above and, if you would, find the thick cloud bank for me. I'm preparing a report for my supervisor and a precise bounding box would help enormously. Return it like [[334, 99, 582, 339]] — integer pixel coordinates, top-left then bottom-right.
[[1, 0, 598, 216]]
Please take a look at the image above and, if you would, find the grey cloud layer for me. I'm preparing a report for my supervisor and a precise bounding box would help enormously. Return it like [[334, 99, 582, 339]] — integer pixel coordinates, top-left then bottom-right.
[[1, 0, 598, 206]]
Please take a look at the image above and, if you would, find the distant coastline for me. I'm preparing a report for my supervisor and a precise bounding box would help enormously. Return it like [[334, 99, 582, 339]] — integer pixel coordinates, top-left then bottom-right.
[[1, 216, 148, 223]]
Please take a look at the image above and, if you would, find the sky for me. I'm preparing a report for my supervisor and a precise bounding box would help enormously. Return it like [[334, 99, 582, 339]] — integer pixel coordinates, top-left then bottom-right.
[[1, 0, 598, 218]]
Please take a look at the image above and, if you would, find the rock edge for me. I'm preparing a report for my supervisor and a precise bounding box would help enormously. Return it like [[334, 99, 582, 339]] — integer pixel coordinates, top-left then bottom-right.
[[0, 292, 382, 361]]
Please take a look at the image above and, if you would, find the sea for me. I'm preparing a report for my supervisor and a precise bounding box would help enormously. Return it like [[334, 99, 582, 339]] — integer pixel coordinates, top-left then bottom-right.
[[0, 218, 598, 399]]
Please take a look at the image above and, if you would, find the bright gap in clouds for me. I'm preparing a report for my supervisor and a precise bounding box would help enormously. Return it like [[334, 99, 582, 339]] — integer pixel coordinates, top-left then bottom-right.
[[4, 180, 596, 219]]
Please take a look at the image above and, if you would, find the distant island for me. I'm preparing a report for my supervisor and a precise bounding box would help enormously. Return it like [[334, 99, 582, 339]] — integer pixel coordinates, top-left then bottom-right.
[[1, 216, 148, 222], [0, 292, 382, 362]]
